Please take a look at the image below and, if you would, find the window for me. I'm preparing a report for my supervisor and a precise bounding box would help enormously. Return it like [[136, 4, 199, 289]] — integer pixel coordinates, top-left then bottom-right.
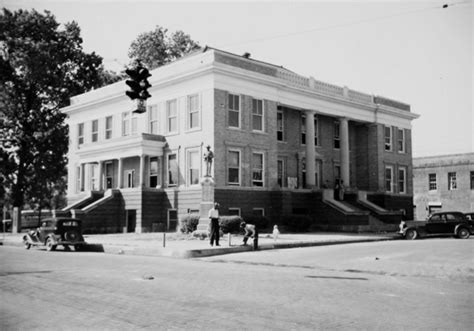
[[448, 172, 457, 190], [398, 167, 407, 194], [334, 121, 340, 149], [76, 166, 82, 192], [430, 214, 441, 222], [252, 152, 264, 187], [105, 116, 113, 139], [385, 165, 394, 193], [166, 99, 178, 134], [228, 208, 241, 216], [471, 171, 474, 190], [301, 116, 306, 145], [252, 99, 264, 131], [131, 112, 138, 135], [105, 162, 113, 189], [228, 150, 240, 185], [149, 157, 160, 188], [397, 128, 405, 153], [187, 94, 200, 130], [429, 173, 437, 191], [91, 120, 98, 142], [149, 105, 159, 134], [277, 111, 284, 141], [168, 154, 178, 186], [277, 159, 286, 188], [122, 112, 130, 136], [228, 93, 240, 128], [385, 126, 392, 151], [334, 164, 341, 187], [301, 115, 319, 146], [77, 123, 84, 146], [187, 150, 200, 185], [314, 116, 319, 146], [252, 208, 265, 217], [125, 170, 135, 188]]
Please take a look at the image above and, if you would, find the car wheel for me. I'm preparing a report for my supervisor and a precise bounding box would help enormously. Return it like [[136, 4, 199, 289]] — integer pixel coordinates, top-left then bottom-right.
[[46, 238, 57, 251], [405, 229, 418, 240], [24, 241, 31, 250], [457, 227, 470, 239], [64, 231, 79, 241]]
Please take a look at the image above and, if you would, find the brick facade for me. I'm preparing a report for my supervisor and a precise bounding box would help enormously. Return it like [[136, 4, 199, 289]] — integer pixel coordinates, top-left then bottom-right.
[[60, 48, 418, 233], [413, 153, 474, 220]]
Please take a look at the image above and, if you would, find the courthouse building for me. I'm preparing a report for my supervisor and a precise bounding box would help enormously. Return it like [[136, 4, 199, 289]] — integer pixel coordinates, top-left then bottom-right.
[[61, 47, 418, 233], [413, 153, 474, 220]]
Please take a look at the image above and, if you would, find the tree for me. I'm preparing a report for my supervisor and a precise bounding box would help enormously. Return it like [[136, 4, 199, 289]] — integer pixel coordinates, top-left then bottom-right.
[[0, 9, 107, 210], [128, 25, 201, 70]]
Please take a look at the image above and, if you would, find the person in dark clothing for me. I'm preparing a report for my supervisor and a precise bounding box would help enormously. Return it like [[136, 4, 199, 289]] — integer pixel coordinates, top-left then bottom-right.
[[208, 202, 220, 246]]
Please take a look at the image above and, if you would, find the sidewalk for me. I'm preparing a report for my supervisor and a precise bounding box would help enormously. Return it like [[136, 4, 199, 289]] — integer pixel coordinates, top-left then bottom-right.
[[0, 231, 399, 258]]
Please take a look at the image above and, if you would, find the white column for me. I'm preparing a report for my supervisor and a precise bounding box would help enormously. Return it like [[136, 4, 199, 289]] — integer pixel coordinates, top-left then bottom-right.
[[98, 161, 103, 191], [340, 117, 350, 187], [139, 155, 146, 187], [117, 158, 123, 189], [305, 110, 316, 188]]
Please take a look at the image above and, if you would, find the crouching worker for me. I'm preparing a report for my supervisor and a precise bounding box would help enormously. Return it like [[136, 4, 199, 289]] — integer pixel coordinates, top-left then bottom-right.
[[240, 221, 258, 249]]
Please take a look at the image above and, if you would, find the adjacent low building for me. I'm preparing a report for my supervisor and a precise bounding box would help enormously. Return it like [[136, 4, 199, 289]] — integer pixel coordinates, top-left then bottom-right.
[[413, 153, 474, 220], [61, 47, 418, 233]]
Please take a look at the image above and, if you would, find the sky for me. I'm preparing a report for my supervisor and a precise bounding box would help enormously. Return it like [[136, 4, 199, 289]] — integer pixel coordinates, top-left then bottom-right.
[[2, 0, 473, 157]]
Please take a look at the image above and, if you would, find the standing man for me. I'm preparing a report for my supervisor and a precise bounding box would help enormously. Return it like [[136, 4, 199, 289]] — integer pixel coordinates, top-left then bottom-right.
[[208, 202, 220, 246]]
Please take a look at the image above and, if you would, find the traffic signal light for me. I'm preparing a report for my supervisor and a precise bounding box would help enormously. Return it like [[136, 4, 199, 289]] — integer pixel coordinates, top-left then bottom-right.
[[125, 64, 152, 101]]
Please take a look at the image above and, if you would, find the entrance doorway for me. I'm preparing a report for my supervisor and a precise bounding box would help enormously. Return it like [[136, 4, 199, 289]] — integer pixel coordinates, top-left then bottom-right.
[[126, 210, 136, 233]]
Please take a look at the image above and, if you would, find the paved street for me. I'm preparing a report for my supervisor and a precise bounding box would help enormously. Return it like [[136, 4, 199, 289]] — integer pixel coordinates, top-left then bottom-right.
[[1, 238, 473, 330]]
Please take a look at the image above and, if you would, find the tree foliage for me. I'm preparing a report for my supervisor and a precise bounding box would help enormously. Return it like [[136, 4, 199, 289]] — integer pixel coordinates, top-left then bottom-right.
[[0, 9, 106, 209], [128, 25, 201, 70]]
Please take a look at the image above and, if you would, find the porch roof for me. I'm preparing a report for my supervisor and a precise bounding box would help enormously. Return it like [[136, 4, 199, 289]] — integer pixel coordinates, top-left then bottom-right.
[[76, 133, 166, 163]]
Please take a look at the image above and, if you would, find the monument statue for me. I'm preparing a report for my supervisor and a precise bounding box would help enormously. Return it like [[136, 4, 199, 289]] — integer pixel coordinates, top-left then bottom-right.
[[203, 145, 214, 177]]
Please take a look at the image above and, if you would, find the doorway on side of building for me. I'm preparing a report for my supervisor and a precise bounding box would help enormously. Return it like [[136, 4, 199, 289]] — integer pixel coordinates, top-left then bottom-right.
[[167, 209, 178, 232], [125, 210, 136, 233], [427, 202, 442, 217]]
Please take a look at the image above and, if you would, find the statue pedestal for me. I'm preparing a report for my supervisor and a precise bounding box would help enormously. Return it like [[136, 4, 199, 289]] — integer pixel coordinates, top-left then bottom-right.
[[197, 176, 215, 231]]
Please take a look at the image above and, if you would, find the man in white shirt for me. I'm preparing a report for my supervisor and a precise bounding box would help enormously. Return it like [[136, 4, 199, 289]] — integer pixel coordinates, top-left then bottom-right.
[[240, 221, 258, 248], [208, 202, 220, 246]]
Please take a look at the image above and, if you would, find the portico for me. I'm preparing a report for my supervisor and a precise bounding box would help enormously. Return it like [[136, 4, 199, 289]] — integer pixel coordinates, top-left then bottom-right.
[[75, 133, 167, 193]]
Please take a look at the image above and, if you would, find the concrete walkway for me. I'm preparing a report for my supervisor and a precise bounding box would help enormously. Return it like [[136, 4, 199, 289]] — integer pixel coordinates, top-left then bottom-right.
[[0, 231, 400, 258]]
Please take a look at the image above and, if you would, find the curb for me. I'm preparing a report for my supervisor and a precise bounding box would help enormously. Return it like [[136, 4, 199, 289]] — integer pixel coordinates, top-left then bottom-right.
[[1, 235, 399, 258]]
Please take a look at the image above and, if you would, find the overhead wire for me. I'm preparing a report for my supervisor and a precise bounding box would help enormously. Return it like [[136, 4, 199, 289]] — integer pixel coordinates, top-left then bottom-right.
[[219, 1, 471, 48]]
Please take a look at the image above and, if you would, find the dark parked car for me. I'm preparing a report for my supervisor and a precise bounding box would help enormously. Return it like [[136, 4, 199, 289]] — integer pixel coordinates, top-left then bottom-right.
[[399, 211, 474, 240], [23, 217, 86, 251], [464, 212, 474, 221]]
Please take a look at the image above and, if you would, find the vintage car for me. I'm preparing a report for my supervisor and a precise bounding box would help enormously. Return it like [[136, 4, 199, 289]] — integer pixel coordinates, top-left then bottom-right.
[[464, 212, 474, 221], [399, 211, 474, 240], [23, 217, 86, 251]]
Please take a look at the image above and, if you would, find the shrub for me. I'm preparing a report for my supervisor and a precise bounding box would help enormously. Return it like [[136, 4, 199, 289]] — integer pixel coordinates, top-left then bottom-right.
[[192, 229, 208, 240], [279, 215, 313, 232], [219, 215, 243, 234], [243, 216, 270, 231], [179, 214, 200, 234]]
